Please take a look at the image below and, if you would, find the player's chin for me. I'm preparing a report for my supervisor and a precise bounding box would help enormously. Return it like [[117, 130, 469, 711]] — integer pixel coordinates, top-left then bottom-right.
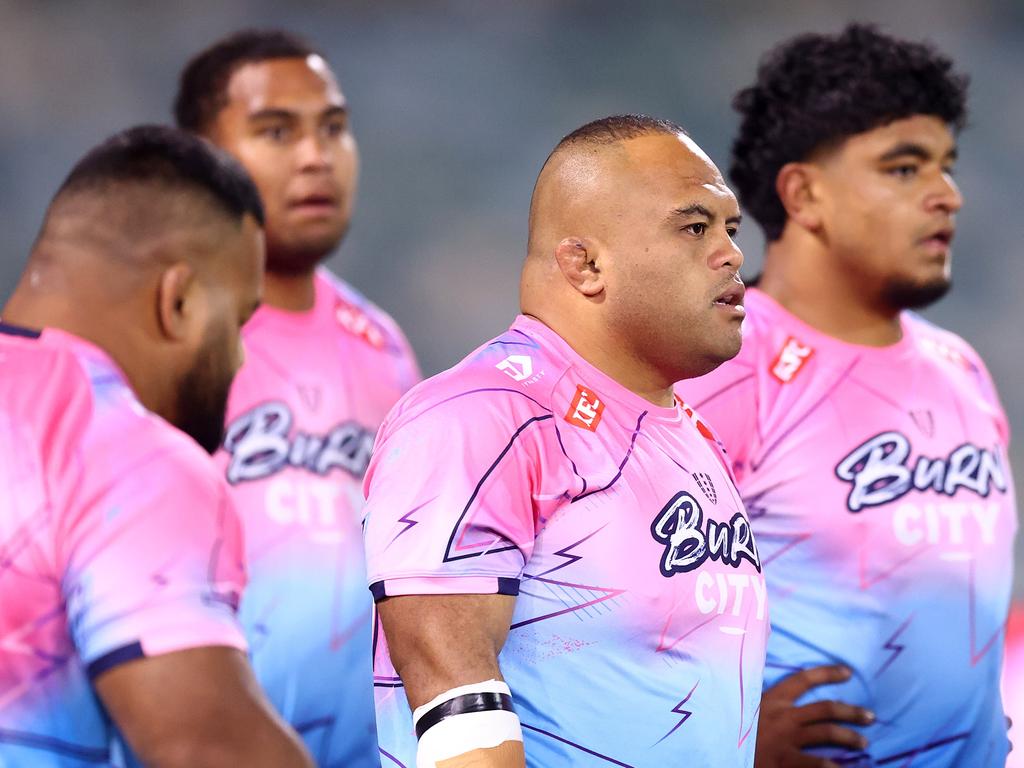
[[687, 335, 743, 379]]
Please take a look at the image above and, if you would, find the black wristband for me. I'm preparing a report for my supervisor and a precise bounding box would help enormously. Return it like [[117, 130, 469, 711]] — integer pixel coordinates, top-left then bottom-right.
[[414, 691, 515, 739]]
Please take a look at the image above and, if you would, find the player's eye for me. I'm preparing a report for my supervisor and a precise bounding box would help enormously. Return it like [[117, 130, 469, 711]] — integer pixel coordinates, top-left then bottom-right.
[[323, 118, 348, 139], [682, 222, 707, 236], [726, 226, 739, 239], [258, 124, 291, 142], [887, 164, 918, 179]]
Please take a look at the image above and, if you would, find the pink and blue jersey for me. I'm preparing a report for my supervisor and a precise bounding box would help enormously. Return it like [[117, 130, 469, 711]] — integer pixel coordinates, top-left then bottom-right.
[[0, 323, 246, 767], [363, 315, 768, 768], [1003, 603, 1024, 768], [215, 269, 419, 767], [680, 288, 1017, 766]]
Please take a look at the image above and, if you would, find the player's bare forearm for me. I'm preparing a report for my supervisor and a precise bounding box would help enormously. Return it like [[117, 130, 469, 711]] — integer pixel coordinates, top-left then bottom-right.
[[378, 593, 523, 767], [377, 593, 516, 710], [94, 646, 312, 768]]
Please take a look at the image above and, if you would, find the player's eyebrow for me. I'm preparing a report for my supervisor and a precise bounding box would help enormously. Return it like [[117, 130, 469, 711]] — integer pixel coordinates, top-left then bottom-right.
[[878, 141, 958, 163], [248, 108, 298, 123], [321, 105, 348, 120], [668, 204, 742, 227]]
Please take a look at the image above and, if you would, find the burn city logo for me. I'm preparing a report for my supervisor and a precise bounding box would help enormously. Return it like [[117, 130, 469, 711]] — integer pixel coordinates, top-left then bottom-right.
[[650, 491, 761, 576], [223, 401, 375, 484], [834, 430, 1008, 512]]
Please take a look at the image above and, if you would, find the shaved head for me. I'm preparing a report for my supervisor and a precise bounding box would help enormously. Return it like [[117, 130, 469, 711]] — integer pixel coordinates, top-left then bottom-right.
[[521, 115, 745, 401]]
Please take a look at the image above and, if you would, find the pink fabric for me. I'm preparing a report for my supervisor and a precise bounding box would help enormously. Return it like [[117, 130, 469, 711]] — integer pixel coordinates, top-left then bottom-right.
[[679, 288, 1017, 765], [0, 326, 245, 757], [364, 315, 767, 767]]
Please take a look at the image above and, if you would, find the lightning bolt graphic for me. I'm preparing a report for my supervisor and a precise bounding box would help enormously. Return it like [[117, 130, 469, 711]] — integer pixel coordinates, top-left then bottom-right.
[[385, 496, 437, 550], [875, 614, 914, 678], [654, 680, 700, 745], [522, 525, 607, 582]]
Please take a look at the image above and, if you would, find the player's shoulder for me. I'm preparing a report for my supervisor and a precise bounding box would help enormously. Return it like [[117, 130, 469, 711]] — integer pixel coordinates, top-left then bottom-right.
[[383, 323, 569, 436], [315, 268, 412, 357], [904, 311, 990, 376], [0, 327, 94, 460], [65, 349, 224, 494]]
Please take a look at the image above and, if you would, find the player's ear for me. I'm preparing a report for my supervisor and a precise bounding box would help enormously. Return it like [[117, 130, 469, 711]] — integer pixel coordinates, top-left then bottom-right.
[[555, 237, 605, 298], [155, 262, 200, 342], [776, 162, 824, 232]]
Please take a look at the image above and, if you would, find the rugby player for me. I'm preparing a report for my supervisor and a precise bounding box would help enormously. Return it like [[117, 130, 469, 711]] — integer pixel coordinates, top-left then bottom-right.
[[681, 24, 1016, 767], [363, 115, 767, 767], [175, 31, 419, 767], [0, 126, 311, 766]]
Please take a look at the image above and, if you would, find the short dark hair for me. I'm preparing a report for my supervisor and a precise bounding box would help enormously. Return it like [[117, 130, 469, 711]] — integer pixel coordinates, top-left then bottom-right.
[[56, 124, 264, 225], [557, 114, 687, 152], [174, 29, 320, 133], [730, 23, 969, 242]]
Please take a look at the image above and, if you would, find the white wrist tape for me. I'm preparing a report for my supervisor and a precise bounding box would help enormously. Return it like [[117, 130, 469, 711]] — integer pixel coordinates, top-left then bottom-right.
[[413, 680, 523, 768]]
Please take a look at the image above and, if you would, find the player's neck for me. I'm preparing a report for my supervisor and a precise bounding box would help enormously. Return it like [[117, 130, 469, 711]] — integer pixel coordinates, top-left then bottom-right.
[[527, 312, 676, 407], [263, 269, 318, 313], [759, 235, 903, 348]]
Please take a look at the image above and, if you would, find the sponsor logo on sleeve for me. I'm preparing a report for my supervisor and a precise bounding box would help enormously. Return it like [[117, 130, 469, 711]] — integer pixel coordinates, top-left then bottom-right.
[[770, 336, 814, 383], [565, 384, 605, 431]]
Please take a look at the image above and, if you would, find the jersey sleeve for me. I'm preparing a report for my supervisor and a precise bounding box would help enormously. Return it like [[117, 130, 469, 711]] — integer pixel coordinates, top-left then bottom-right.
[[59, 440, 247, 679], [363, 391, 544, 600]]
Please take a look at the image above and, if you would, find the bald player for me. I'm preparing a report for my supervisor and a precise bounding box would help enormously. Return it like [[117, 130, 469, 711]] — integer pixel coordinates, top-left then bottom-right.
[[174, 31, 420, 766], [0, 126, 310, 767], [362, 115, 767, 767]]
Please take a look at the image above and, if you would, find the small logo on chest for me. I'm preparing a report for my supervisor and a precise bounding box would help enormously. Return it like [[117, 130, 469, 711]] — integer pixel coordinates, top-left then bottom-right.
[[565, 384, 605, 432], [771, 336, 814, 383], [692, 472, 717, 504]]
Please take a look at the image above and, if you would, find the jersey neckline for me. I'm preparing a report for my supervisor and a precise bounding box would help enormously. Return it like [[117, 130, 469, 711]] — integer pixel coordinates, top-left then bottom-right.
[[512, 314, 683, 422]]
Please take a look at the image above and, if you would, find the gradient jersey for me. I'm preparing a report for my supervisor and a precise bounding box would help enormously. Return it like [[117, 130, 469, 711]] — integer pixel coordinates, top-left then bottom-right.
[[1003, 603, 1024, 768], [679, 288, 1017, 767], [216, 269, 419, 767], [364, 315, 768, 768], [0, 324, 246, 767]]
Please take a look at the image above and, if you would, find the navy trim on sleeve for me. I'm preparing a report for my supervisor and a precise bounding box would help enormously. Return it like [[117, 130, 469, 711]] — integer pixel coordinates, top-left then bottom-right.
[[497, 577, 520, 596], [369, 581, 387, 601], [0, 322, 42, 339], [86, 641, 145, 680], [370, 577, 520, 601]]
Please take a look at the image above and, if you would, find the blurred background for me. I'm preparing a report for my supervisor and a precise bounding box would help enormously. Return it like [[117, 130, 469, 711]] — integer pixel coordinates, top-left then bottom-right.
[[1, 0, 1021, 593]]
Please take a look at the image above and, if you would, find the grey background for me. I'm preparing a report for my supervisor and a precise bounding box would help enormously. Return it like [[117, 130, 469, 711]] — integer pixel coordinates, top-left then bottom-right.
[[1, 0, 1021, 593]]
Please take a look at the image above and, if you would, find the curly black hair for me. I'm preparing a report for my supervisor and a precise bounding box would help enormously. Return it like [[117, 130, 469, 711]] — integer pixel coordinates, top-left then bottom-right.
[[730, 23, 969, 242], [174, 29, 320, 134]]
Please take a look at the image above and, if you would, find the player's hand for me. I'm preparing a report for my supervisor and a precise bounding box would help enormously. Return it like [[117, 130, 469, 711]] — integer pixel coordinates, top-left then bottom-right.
[[754, 665, 874, 768]]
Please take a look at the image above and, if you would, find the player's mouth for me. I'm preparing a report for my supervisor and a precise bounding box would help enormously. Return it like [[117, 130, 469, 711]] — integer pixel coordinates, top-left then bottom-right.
[[712, 280, 745, 318], [919, 225, 955, 256], [288, 192, 341, 216]]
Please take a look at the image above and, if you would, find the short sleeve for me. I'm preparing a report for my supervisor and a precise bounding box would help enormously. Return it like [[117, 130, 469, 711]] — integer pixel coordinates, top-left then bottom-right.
[[362, 392, 545, 600], [60, 443, 247, 679]]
